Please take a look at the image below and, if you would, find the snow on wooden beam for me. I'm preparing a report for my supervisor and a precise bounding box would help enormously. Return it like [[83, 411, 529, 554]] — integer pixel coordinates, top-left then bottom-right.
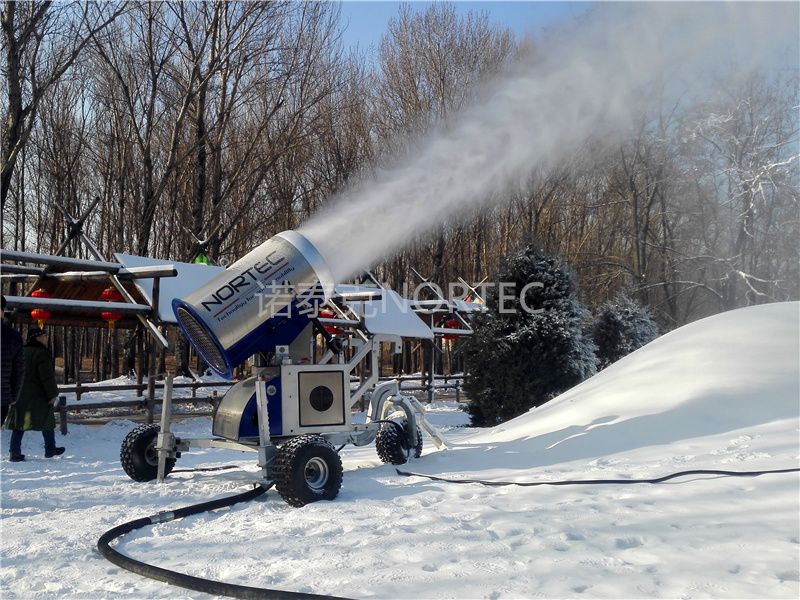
[[0, 249, 123, 272], [0, 263, 45, 275], [0, 265, 177, 283], [3, 295, 152, 315]]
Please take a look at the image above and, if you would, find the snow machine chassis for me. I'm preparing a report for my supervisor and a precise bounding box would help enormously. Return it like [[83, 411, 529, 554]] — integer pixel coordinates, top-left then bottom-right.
[[120, 313, 447, 507]]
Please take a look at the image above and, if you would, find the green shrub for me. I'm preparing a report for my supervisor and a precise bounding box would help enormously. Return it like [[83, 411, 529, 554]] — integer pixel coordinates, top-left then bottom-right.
[[591, 295, 659, 369], [463, 242, 598, 426]]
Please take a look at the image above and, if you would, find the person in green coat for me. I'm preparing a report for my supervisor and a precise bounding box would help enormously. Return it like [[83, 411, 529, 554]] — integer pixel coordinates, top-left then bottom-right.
[[5, 328, 65, 461]]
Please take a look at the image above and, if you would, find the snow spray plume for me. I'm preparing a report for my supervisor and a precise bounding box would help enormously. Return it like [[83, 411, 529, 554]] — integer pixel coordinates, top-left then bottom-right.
[[299, 3, 797, 284]]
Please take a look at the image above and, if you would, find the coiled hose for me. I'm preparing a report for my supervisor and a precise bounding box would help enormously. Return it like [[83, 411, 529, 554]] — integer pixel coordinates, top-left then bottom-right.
[[97, 484, 352, 600]]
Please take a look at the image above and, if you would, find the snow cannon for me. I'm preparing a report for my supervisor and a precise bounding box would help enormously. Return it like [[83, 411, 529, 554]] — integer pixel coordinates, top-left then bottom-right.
[[121, 231, 449, 508], [172, 230, 334, 379]]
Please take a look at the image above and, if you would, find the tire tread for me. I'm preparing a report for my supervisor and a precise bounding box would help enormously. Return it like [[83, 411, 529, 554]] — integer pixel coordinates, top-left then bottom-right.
[[375, 419, 423, 465], [273, 434, 343, 507], [120, 423, 175, 482]]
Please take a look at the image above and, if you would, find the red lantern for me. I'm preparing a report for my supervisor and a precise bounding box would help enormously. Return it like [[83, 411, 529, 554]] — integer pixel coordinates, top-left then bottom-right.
[[102, 287, 123, 302], [31, 308, 51, 328], [319, 308, 345, 335], [443, 319, 460, 340], [101, 312, 123, 330], [101, 286, 124, 330], [30, 289, 51, 327]]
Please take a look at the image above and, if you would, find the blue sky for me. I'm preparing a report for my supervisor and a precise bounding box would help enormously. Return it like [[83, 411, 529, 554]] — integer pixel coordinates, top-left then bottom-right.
[[338, 1, 593, 50]]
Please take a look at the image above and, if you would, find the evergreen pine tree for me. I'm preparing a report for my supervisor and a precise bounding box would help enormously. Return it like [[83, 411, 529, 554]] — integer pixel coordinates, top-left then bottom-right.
[[463, 241, 598, 426], [591, 294, 659, 369]]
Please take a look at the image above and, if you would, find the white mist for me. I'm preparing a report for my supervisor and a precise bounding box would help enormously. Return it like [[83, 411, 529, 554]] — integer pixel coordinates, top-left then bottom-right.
[[299, 2, 797, 283]]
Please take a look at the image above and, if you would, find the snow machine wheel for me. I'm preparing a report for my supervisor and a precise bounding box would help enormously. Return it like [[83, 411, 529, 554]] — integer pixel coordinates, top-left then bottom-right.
[[375, 417, 423, 465], [273, 435, 343, 507], [120, 423, 175, 482]]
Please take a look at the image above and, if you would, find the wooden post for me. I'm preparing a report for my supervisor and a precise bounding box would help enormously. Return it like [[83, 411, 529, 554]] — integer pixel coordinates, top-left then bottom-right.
[[420, 344, 425, 389], [93, 327, 100, 381], [58, 396, 68, 435], [146, 333, 157, 424], [99, 327, 106, 382], [136, 326, 145, 397], [110, 327, 119, 378], [428, 315, 435, 404]]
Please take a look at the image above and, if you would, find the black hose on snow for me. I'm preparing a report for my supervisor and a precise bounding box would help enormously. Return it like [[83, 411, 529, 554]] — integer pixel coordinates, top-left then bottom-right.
[[396, 467, 800, 487], [97, 484, 352, 600], [171, 464, 241, 473]]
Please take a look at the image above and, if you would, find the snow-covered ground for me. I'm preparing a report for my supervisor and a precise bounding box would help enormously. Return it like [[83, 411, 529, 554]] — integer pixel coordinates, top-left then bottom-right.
[[1, 302, 798, 599]]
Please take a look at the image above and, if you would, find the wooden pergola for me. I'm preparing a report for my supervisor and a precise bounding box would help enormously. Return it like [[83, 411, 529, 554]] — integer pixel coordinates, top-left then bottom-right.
[[0, 249, 174, 334], [0, 200, 190, 416], [0, 248, 181, 416]]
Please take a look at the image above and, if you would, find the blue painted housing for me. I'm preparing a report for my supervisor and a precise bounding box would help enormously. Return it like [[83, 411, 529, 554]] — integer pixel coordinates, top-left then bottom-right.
[[172, 292, 322, 379], [236, 377, 284, 438]]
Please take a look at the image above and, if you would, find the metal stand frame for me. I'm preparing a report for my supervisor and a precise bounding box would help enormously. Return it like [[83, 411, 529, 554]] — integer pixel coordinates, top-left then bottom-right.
[[152, 320, 447, 486]]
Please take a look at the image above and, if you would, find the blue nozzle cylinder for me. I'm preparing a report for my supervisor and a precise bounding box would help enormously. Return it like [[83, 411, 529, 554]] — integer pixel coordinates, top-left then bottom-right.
[[172, 231, 334, 379]]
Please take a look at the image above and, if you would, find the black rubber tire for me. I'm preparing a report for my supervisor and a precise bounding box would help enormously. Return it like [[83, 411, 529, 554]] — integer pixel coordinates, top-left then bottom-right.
[[375, 418, 423, 465], [273, 435, 343, 507], [121, 423, 176, 482]]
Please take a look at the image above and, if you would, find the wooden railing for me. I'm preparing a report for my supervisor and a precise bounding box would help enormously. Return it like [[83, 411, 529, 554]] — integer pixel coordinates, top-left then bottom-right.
[[53, 375, 466, 433], [59, 379, 233, 402], [54, 379, 233, 433], [393, 375, 465, 403]]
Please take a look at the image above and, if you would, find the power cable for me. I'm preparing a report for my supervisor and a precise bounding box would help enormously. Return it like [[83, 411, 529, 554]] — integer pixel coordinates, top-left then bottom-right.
[[396, 467, 800, 487], [172, 464, 241, 473]]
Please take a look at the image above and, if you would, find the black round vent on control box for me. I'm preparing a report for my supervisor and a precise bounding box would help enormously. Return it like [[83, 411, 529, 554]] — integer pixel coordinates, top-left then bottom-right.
[[309, 386, 334, 412]]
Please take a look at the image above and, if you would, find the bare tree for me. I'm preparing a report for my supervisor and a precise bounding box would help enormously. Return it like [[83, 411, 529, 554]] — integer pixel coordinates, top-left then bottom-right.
[[372, 2, 514, 285], [676, 72, 799, 312], [171, 0, 295, 262], [91, 2, 218, 256], [1, 1, 125, 217]]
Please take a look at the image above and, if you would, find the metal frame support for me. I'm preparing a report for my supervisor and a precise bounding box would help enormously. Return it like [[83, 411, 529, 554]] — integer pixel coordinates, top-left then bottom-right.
[[145, 277, 162, 423], [146, 336, 157, 423], [368, 380, 449, 451], [429, 314, 436, 403], [404, 395, 448, 449], [156, 373, 175, 484], [4, 197, 171, 350], [254, 376, 273, 481]]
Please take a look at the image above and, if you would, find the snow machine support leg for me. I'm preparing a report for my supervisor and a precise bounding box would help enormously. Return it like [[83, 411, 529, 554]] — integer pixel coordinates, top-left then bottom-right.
[[254, 375, 274, 482], [156, 374, 176, 483], [405, 395, 448, 450]]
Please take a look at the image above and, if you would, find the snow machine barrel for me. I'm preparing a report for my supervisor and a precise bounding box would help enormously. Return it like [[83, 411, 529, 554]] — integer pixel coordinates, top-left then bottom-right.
[[172, 231, 334, 379]]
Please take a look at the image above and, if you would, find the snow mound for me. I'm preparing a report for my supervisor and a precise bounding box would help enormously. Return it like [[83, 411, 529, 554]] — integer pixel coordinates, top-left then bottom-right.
[[423, 302, 799, 474]]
